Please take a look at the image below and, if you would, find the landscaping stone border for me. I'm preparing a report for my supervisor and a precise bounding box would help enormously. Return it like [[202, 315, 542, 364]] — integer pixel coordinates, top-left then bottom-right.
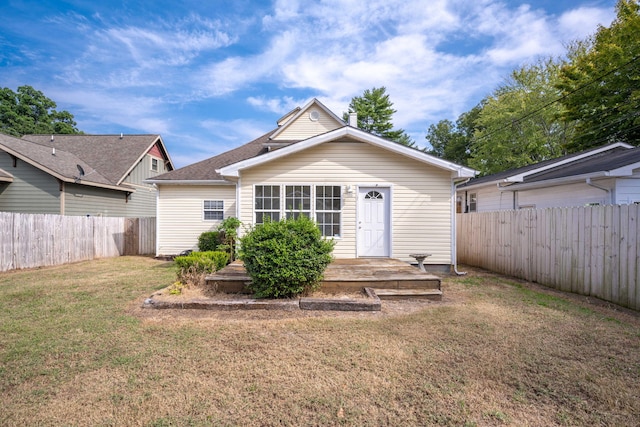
[[143, 287, 381, 312]]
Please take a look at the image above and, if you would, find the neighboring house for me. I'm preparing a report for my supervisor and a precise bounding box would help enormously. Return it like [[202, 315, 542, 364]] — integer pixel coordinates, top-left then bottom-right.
[[457, 142, 640, 213], [147, 99, 476, 268], [0, 133, 173, 217]]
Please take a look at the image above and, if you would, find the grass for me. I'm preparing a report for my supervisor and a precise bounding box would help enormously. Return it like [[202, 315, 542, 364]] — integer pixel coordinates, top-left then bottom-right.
[[0, 257, 639, 426]]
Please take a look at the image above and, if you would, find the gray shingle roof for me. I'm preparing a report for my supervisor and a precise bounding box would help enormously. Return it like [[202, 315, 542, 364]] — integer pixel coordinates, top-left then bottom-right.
[[459, 144, 632, 188], [525, 146, 640, 183], [21, 134, 169, 185], [150, 129, 295, 182]]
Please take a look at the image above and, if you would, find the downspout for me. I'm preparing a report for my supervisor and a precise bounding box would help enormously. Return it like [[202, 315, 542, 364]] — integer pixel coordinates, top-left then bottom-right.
[[452, 178, 470, 276], [586, 178, 611, 204]]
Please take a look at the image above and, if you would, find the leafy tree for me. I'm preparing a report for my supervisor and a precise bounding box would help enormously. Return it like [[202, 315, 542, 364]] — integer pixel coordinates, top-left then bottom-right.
[[469, 59, 572, 175], [556, 0, 640, 151], [0, 85, 81, 136], [425, 103, 483, 166], [343, 87, 415, 147]]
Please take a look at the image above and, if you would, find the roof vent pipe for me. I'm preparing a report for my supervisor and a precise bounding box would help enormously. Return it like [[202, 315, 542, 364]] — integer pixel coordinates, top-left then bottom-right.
[[120, 133, 123, 139], [348, 112, 358, 128]]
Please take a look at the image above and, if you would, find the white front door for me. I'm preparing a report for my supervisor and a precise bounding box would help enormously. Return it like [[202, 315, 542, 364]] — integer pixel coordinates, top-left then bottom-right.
[[357, 187, 390, 257]]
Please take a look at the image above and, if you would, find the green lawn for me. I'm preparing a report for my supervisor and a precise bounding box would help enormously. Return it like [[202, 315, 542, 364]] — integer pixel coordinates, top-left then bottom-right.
[[0, 256, 638, 426]]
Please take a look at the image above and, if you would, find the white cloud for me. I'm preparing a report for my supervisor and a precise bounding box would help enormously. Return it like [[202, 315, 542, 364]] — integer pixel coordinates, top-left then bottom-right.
[[246, 96, 302, 114], [558, 7, 615, 41]]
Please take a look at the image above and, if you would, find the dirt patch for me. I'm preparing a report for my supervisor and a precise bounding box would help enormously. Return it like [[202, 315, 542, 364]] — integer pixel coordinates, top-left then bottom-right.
[[132, 282, 459, 322]]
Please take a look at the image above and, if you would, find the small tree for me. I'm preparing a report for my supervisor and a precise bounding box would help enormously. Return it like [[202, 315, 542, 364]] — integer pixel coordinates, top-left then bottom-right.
[[239, 216, 335, 298], [217, 217, 242, 261]]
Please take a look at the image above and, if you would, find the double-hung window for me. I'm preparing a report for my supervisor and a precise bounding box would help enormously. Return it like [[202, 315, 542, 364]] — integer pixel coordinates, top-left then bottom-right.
[[255, 185, 280, 223], [316, 186, 341, 237], [204, 200, 224, 220], [285, 185, 311, 219]]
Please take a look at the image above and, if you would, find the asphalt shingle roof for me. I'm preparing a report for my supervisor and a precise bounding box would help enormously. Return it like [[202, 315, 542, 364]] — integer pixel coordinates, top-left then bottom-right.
[[21, 134, 165, 185], [151, 129, 298, 182]]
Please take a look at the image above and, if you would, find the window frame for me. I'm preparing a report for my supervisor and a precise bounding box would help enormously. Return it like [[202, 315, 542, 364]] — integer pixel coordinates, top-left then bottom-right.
[[151, 157, 159, 172], [468, 192, 477, 213], [253, 184, 343, 237], [203, 200, 224, 221]]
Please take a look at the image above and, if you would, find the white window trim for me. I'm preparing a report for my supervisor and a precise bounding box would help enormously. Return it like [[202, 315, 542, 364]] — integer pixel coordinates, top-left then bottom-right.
[[252, 183, 343, 238], [203, 200, 224, 221], [150, 157, 160, 172]]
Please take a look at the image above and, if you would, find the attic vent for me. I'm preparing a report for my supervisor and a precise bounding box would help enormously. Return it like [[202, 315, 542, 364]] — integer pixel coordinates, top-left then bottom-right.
[[309, 110, 320, 121]]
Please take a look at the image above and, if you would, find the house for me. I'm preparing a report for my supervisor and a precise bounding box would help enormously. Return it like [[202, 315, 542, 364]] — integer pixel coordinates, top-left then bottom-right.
[[457, 142, 640, 213], [0, 133, 173, 217], [147, 99, 476, 269]]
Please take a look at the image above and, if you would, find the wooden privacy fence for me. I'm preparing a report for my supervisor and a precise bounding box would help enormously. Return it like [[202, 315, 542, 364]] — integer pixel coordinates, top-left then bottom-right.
[[457, 205, 640, 311], [0, 213, 156, 272]]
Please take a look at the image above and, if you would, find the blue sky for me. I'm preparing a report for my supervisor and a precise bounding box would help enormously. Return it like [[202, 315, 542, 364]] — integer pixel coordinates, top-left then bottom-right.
[[0, 0, 617, 168]]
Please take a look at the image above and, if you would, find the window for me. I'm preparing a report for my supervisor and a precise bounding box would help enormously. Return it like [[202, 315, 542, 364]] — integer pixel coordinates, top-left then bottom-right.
[[151, 158, 159, 172], [316, 185, 341, 237], [253, 184, 343, 237], [204, 200, 224, 220], [285, 185, 311, 219], [255, 185, 280, 223], [468, 193, 477, 212]]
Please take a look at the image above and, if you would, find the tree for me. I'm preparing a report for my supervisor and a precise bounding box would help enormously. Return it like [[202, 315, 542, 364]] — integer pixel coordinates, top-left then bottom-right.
[[556, 0, 640, 151], [0, 85, 81, 136], [469, 59, 573, 175], [425, 103, 483, 166], [343, 87, 415, 147]]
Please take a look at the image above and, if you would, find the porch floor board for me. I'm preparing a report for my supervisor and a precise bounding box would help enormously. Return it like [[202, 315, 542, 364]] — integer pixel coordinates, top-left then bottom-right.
[[206, 258, 441, 294]]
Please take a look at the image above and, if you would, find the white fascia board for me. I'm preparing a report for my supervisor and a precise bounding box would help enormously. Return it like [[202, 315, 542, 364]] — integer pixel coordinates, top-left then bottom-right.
[[503, 142, 634, 183], [219, 127, 477, 178]]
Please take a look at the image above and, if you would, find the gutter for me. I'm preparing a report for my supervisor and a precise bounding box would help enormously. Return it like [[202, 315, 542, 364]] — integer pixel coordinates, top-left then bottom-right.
[[586, 178, 611, 204]]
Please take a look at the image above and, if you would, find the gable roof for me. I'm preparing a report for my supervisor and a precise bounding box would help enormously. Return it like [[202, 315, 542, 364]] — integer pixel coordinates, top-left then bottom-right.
[[459, 142, 634, 190], [149, 98, 476, 185], [219, 126, 476, 179], [21, 134, 173, 185]]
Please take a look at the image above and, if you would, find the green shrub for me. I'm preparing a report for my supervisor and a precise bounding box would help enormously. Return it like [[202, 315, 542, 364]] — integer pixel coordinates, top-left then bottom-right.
[[174, 251, 229, 286], [198, 231, 223, 252], [239, 216, 335, 298]]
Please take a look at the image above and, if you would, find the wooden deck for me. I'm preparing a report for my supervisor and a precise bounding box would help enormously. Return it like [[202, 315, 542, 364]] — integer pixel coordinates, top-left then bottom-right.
[[206, 258, 442, 299]]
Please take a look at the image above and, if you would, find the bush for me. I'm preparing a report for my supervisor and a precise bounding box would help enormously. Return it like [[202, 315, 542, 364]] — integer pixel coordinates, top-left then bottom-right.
[[174, 251, 229, 286], [198, 231, 223, 252], [239, 216, 335, 298]]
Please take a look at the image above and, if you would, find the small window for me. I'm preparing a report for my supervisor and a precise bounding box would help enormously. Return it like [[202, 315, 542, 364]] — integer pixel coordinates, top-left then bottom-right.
[[204, 200, 224, 220], [151, 158, 159, 172], [468, 193, 477, 212]]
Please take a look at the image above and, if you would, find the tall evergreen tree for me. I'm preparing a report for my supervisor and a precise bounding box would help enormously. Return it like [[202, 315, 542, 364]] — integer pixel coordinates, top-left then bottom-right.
[[0, 85, 81, 136], [343, 87, 415, 147]]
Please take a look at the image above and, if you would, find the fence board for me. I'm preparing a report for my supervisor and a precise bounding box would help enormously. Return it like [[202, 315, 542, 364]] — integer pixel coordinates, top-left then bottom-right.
[[457, 205, 640, 311], [0, 213, 155, 272]]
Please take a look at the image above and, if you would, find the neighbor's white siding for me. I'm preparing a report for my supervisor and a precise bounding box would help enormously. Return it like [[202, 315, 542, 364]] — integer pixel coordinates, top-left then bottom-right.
[[615, 171, 640, 204], [238, 141, 453, 264], [156, 184, 237, 256], [273, 108, 342, 140], [516, 180, 614, 208]]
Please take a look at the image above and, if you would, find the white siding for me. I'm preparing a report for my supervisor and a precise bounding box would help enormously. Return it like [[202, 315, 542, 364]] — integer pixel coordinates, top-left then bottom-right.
[[156, 184, 237, 256], [615, 171, 640, 204], [274, 108, 342, 140], [516, 180, 614, 208], [238, 141, 453, 264]]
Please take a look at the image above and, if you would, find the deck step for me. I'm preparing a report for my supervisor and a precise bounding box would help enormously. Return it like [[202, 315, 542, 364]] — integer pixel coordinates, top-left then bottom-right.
[[373, 288, 443, 300]]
